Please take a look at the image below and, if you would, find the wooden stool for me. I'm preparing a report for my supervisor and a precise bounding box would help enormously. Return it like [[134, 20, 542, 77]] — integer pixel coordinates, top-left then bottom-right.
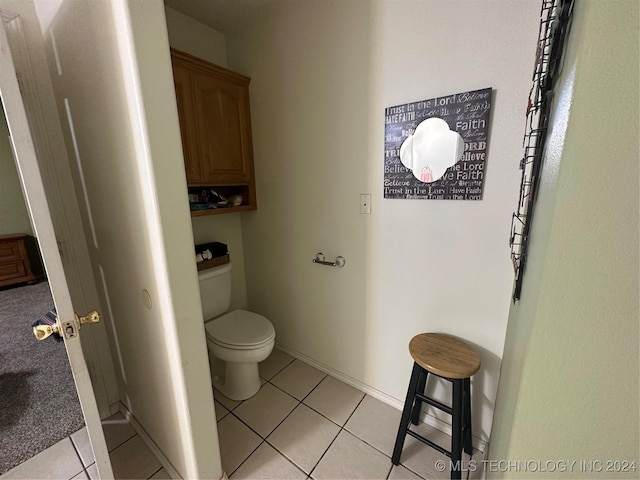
[[392, 333, 481, 479]]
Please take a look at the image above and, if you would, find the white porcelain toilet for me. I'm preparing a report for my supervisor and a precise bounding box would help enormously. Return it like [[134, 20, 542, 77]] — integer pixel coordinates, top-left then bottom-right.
[[198, 263, 275, 400]]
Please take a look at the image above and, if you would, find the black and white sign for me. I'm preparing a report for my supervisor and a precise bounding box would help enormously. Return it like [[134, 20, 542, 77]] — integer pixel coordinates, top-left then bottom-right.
[[384, 88, 492, 200]]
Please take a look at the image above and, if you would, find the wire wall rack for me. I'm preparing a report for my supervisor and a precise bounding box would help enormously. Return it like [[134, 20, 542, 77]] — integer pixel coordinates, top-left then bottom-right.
[[510, 0, 574, 301]]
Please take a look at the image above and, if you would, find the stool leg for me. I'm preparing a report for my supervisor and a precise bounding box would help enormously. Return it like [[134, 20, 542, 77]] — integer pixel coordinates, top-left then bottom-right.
[[463, 378, 473, 455], [410, 369, 428, 425], [392, 362, 422, 465], [451, 379, 463, 480]]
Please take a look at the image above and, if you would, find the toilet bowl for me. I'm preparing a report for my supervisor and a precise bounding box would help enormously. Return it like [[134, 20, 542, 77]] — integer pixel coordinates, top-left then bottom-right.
[[198, 263, 276, 400], [204, 309, 275, 400]]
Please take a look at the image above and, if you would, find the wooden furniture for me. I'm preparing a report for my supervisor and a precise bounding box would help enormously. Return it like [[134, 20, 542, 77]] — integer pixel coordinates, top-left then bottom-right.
[[171, 48, 257, 216], [0, 233, 38, 288], [392, 333, 481, 480]]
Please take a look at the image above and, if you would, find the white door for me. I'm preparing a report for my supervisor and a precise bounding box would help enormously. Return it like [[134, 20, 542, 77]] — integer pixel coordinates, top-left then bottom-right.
[[0, 19, 114, 480]]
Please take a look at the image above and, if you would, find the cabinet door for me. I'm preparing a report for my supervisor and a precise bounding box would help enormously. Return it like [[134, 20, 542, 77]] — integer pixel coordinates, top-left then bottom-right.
[[172, 60, 202, 183], [191, 70, 253, 184]]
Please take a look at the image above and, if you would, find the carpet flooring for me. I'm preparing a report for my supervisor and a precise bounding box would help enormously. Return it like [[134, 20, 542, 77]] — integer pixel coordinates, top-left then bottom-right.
[[0, 281, 84, 475]]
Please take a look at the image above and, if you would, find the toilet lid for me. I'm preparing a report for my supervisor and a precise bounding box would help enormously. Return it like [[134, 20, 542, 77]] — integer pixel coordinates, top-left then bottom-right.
[[205, 310, 275, 347]]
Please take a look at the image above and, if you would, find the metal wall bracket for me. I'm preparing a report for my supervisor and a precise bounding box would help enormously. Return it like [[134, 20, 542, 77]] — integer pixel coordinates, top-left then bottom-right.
[[312, 253, 346, 268]]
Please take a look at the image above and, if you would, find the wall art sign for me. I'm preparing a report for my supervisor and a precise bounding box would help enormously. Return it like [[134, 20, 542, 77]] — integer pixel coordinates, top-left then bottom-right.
[[384, 87, 492, 200]]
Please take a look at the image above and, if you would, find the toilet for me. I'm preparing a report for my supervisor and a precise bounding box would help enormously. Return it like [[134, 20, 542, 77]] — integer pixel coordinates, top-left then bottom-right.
[[198, 263, 275, 400]]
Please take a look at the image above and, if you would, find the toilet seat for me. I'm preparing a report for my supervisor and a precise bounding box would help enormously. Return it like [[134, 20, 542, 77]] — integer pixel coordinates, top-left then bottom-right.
[[205, 309, 275, 350]]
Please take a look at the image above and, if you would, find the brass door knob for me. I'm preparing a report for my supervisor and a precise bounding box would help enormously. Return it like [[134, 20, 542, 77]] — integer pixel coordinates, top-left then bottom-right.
[[33, 310, 101, 341], [76, 310, 100, 325], [33, 324, 59, 341]]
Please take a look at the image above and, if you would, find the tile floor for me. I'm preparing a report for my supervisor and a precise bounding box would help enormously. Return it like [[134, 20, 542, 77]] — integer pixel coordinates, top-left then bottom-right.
[[1, 349, 484, 479], [0, 411, 169, 480]]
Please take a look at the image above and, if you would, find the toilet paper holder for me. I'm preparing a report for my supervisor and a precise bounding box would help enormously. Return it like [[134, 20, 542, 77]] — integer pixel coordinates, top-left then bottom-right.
[[313, 253, 346, 268]]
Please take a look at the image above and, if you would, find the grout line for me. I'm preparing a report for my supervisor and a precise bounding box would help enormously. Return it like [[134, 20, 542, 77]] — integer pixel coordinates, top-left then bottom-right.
[[267, 372, 396, 478], [265, 377, 310, 403], [226, 382, 302, 441], [68, 432, 83, 461], [385, 462, 394, 479], [260, 395, 338, 475], [342, 394, 366, 425], [226, 371, 331, 478], [301, 399, 358, 429], [147, 465, 164, 479], [260, 438, 309, 477], [227, 439, 265, 478], [306, 428, 340, 478], [268, 372, 328, 403], [298, 372, 328, 402], [108, 432, 138, 454], [261, 378, 340, 477], [214, 390, 244, 413], [227, 406, 289, 442], [67, 434, 88, 478], [261, 356, 296, 382], [307, 394, 367, 478], [314, 393, 430, 480], [215, 407, 231, 423], [223, 355, 434, 480], [220, 379, 304, 446]]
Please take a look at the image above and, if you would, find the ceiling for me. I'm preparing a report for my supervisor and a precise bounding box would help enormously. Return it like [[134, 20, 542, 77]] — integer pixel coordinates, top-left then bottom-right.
[[163, 0, 276, 34]]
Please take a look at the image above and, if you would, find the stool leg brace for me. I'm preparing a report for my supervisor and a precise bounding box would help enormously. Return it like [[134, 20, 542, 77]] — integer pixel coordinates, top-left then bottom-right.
[[392, 362, 473, 480]]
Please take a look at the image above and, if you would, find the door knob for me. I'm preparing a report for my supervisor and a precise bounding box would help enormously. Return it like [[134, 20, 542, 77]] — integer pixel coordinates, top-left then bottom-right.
[[33, 310, 101, 341], [76, 310, 100, 325], [33, 323, 60, 341]]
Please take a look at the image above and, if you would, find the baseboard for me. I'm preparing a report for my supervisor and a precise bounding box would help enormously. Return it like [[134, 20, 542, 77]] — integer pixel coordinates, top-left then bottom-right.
[[108, 402, 120, 417], [275, 343, 488, 453], [118, 402, 182, 480], [275, 343, 404, 408]]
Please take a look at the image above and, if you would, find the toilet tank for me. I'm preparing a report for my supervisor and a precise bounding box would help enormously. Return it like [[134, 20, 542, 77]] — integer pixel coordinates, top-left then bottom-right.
[[197, 263, 232, 321]]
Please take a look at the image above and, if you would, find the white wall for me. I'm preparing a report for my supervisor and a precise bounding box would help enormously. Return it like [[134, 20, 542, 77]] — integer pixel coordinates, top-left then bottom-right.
[[227, 0, 539, 442], [0, 107, 33, 235], [165, 6, 227, 66], [164, 7, 249, 312], [34, 0, 221, 477], [489, 1, 639, 475]]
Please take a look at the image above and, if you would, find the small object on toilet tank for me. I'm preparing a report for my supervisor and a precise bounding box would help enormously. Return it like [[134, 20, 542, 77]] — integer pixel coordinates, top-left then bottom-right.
[[195, 242, 228, 258]]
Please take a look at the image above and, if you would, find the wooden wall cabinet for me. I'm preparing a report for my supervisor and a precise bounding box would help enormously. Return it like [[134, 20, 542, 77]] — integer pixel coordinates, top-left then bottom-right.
[[171, 49, 257, 215]]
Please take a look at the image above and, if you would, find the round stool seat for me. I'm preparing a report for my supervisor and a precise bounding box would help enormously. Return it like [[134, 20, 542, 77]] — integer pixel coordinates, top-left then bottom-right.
[[409, 333, 480, 379]]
